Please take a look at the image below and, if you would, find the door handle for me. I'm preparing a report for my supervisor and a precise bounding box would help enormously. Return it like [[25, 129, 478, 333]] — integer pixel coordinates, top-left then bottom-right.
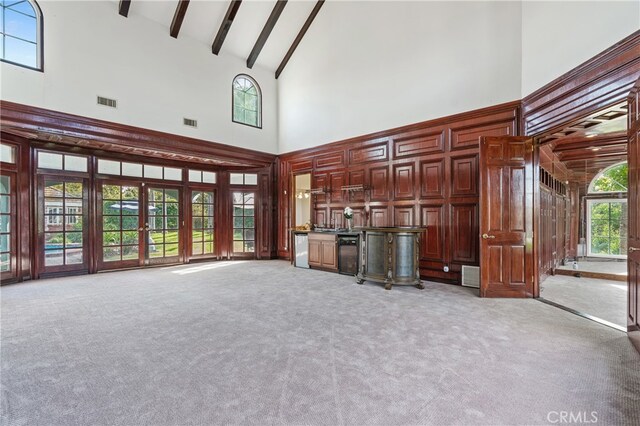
[[482, 233, 496, 239], [630, 247, 640, 252]]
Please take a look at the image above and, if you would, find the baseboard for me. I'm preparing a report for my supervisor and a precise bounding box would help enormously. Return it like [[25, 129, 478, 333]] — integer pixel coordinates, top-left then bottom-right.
[[554, 269, 627, 282], [629, 330, 640, 355]]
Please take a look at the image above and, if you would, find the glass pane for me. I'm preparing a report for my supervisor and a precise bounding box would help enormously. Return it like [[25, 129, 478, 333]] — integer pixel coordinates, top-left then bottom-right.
[[44, 232, 63, 245], [0, 234, 8, 252], [122, 231, 138, 245], [244, 207, 254, 217], [103, 215, 120, 230], [65, 155, 88, 172], [149, 231, 164, 245], [4, 35, 36, 68], [244, 241, 254, 252], [244, 229, 255, 241], [203, 230, 214, 242], [39, 153, 63, 170], [244, 216, 254, 228], [0, 253, 9, 272], [65, 232, 83, 248], [144, 165, 163, 179], [233, 241, 244, 252], [122, 186, 139, 199], [166, 217, 178, 230], [204, 217, 214, 229], [193, 217, 203, 230], [192, 242, 202, 256], [103, 247, 121, 262], [230, 174, 244, 185], [122, 245, 139, 260], [121, 201, 139, 215], [44, 250, 64, 266], [165, 190, 179, 202], [0, 195, 9, 214], [65, 183, 83, 198], [149, 189, 164, 202], [164, 230, 178, 244], [244, 193, 254, 205], [0, 144, 16, 164], [192, 203, 203, 216], [245, 111, 257, 127], [0, 215, 9, 233], [4, 7, 37, 40], [165, 243, 178, 257], [151, 215, 164, 229], [202, 172, 216, 184], [102, 200, 120, 215], [0, 176, 9, 194], [103, 231, 120, 246], [188, 170, 201, 183], [165, 203, 179, 216], [98, 159, 120, 175], [245, 174, 258, 185], [65, 249, 83, 265], [233, 228, 243, 240], [121, 216, 138, 230], [192, 230, 203, 242], [234, 216, 243, 228], [122, 162, 143, 177], [149, 245, 164, 258], [164, 168, 182, 181], [202, 192, 214, 204], [203, 241, 214, 254], [102, 185, 121, 200]]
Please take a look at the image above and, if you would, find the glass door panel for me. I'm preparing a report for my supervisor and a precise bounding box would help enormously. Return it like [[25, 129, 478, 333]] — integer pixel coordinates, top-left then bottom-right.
[[40, 177, 88, 274], [232, 191, 255, 257], [98, 182, 142, 270], [0, 174, 15, 280], [146, 187, 181, 264], [190, 190, 215, 257]]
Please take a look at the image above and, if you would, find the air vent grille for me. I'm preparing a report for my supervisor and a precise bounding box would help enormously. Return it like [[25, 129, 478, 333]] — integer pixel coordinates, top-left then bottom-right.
[[183, 118, 198, 128], [97, 96, 117, 108], [461, 265, 480, 288]]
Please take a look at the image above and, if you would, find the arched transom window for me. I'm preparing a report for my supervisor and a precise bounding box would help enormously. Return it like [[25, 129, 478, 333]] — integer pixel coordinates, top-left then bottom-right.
[[1, 0, 43, 70], [232, 74, 261, 128]]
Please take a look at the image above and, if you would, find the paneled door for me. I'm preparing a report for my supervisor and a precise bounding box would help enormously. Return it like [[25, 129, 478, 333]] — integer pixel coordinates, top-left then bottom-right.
[[627, 78, 640, 341], [146, 187, 182, 265], [479, 137, 534, 297]]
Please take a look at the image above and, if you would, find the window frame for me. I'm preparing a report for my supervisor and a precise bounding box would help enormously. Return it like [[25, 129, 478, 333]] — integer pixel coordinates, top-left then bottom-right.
[[586, 198, 628, 259], [232, 74, 262, 129], [0, 0, 44, 72], [587, 161, 628, 194]]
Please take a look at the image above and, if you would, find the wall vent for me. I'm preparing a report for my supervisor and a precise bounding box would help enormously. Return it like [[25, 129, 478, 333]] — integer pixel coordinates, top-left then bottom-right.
[[97, 96, 117, 108], [461, 265, 480, 288], [183, 117, 198, 128]]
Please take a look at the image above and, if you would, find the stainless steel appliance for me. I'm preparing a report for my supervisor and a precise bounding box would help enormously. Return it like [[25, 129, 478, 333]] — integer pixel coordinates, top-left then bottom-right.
[[338, 235, 359, 275], [294, 233, 309, 268]]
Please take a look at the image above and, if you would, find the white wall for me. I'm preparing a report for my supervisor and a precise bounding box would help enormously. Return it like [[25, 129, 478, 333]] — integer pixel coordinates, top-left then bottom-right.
[[0, 1, 278, 154], [521, 1, 639, 97], [277, 1, 523, 153]]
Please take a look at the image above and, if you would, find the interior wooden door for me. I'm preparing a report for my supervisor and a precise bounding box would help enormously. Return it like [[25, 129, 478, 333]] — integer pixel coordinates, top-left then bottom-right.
[[479, 136, 534, 298], [627, 78, 640, 342]]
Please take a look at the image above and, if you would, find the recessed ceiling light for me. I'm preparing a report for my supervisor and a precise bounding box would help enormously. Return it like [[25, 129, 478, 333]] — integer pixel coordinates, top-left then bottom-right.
[[591, 147, 601, 151], [586, 134, 597, 138]]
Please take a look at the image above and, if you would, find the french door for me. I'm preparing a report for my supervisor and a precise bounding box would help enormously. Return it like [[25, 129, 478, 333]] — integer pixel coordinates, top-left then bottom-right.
[[38, 176, 89, 276], [627, 78, 640, 341], [98, 181, 183, 270], [0, 172, 16, 281]]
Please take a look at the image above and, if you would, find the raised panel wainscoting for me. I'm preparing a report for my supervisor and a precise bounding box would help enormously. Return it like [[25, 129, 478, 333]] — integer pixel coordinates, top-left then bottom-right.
[[278, 101, 520, 284]]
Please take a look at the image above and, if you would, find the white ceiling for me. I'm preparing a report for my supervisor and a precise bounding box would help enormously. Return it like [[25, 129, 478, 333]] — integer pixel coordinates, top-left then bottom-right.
[[125, 0, 320, 74]]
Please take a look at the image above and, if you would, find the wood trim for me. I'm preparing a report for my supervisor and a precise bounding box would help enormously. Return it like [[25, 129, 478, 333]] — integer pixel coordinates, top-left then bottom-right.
[[170, 0, 190, 39], [246, 0, 288, 69], [119, 0, 131, 17], [523, 30, 640, 137], [211, 0, 242, 55], [0, 101, 276, 168], [275, 0, 324, 79]]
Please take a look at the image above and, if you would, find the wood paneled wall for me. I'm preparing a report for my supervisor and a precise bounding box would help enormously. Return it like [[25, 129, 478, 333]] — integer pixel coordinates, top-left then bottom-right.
[[278, 102, 521, 283]]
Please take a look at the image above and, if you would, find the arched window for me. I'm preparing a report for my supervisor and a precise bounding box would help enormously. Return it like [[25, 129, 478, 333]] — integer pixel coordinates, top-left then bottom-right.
[[588, 161, 628, 193], [0, 0, 43, 70], [586, 161, 628, 258], [232, 74, 261, 128]]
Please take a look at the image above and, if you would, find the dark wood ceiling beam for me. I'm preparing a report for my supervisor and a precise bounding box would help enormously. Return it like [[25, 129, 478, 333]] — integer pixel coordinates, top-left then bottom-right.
[[170, 0, 190, 39], [275, 0, 324, 79], [212, 0, 243, 55], [552, 131, 628, 153], [247, 0, 287, 69], [119, 0, 131, 17]]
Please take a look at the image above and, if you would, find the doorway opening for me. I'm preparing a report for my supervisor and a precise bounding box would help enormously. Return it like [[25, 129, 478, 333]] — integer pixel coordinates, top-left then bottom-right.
[[535, 103, 629, 330]]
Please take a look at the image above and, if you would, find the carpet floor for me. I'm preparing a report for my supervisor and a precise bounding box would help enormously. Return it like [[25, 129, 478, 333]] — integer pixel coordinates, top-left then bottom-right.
[[1, 260, 639, 426]]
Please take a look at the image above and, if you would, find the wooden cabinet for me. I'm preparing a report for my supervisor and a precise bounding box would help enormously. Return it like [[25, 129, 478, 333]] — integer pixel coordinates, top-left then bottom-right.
[[308, 232, 337, 271]]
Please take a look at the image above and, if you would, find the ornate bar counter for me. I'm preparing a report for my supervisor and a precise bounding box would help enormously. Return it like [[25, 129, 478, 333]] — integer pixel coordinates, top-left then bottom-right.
[[356, 227, 424, 290]]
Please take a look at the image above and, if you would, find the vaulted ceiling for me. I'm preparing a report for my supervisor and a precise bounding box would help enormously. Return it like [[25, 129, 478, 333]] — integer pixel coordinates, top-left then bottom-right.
[[116, 0, 323, 78]]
